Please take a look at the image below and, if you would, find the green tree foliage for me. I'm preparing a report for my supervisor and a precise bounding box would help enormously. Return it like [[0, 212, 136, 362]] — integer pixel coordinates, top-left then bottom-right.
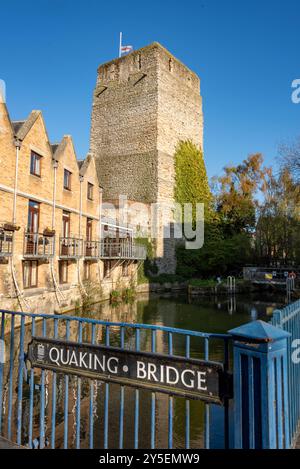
[[176, 227, 252, 278], [175, 148, 261, 278], [214, 153, 265, 235], [256, 167, 300, 265]]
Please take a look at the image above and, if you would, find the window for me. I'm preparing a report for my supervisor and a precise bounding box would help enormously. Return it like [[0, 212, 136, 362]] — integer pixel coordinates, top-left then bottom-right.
[[86, 218, 92, 241], [64, 169, 72, 190], [59, 261, 68, 284], [84, 261, 91, 281], [87, 182, 94, 200], [30, 151, 41, 177], [62, 211, 70, 237], [28, 200, 40, 233], [23, 260, 38, 288]]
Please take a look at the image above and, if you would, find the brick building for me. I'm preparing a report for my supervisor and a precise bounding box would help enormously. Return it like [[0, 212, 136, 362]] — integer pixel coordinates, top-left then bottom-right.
[[0, 102, 146, 314]]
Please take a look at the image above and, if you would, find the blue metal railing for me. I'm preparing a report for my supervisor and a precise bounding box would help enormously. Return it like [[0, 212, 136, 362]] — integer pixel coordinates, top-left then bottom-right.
[[271, 300, 300, 447], [0, 309, 231, 449]]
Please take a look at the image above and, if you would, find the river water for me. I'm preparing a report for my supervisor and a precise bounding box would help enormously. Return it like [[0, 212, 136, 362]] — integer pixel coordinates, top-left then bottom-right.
[[1, 292, 286, 449]]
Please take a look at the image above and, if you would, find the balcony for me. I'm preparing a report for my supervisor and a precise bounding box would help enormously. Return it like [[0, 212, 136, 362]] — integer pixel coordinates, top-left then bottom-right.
[[24, 233, 55, 259], [60, 237, 83, 259], [0, 230, 13, 257], [100, 241, 147, 260], [84, 240, 101, 259]]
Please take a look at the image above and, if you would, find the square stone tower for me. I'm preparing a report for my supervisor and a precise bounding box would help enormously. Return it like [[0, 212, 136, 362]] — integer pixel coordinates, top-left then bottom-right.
[[90, 42, 203, 273]]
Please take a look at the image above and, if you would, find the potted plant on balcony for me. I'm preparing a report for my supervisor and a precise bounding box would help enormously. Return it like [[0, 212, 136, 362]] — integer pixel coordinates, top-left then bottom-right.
[[43, 227, 56, 237], [3, 222, 20, 231]]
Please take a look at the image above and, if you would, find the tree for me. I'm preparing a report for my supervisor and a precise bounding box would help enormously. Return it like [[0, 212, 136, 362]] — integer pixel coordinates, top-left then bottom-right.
[[256, 167, 300, 265], [174, 144, 257, 278], [214, 153, 265, 235], [279, 136, 300, 183]]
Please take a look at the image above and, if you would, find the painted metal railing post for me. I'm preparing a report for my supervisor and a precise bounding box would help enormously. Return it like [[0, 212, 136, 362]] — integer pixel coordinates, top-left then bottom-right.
[[229, 320, 291, 449]]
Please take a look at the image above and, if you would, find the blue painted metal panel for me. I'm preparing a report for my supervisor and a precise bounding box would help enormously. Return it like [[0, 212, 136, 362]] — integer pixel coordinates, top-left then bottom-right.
[[270, 301, 300, 447], [230, 320, 291, 449]]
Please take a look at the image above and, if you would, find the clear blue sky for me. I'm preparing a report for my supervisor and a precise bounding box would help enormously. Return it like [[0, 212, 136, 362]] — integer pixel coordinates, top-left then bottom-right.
[[1, 0, 300, 178]]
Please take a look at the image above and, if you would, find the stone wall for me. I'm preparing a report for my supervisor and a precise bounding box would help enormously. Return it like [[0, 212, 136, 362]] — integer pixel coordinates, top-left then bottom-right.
[[90, 43, 203, 273]]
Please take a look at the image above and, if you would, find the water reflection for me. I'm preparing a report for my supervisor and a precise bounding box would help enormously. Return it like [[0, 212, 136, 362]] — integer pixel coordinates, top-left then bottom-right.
[[0, 292, 285, 449]]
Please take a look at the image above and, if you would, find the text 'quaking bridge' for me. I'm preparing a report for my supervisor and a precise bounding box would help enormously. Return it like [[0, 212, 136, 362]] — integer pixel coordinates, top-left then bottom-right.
[[0, 299, 299, 449]]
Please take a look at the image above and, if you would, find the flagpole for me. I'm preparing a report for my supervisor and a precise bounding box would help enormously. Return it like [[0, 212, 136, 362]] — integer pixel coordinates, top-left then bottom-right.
[[119, 32, 122, 58]]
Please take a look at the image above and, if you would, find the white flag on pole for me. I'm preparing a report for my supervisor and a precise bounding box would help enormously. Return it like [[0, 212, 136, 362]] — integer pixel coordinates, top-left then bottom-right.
[[119, 32, 133, 57]]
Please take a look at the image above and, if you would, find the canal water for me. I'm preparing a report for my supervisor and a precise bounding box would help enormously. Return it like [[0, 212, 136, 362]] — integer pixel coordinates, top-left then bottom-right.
[[1, 292, 286, 449]]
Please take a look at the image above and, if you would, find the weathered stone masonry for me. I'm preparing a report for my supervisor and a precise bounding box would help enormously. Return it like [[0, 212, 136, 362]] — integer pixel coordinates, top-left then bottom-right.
[[90, 42, 203, 273]]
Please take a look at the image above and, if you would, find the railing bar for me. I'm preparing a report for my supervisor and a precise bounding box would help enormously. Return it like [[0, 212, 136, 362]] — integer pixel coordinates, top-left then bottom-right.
[[296, 312, 300, 436], [292, 315, 296, 437], [150, 329, 156, 449], [76, 322, 83, 449], [50, 318, 58, 449], [204, 337, 210, 449], [0, 312, 5, 433], [224, 338, 230, 449], [168, 332, 173, 449], [104, 383, 109, 449], [119, 386, 125, 449], [119, 326, 125, 449], [134, 328, 140, 449], [185, 335, 190, 449], [28, 317, 35, 448], [7, 314, 15, 440], [89, 323, 96, 449], [39, 318, 47, 449], [63, 320, 70, 449], [104, 325, 110, 449], [16, 315, 25, 445], [120, 326, 125, 348], [0, 309, 229, 340]]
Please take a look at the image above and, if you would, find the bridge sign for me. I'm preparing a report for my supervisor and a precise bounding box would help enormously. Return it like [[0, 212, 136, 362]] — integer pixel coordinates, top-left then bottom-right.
[[27, 337, 231, 404]]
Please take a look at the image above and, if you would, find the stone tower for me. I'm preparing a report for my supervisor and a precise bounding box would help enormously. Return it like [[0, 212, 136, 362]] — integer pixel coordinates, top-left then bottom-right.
[[90, 42, 203, 273]]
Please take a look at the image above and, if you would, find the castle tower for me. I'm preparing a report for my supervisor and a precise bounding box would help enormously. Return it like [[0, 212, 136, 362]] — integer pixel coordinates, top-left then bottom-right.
[[90, 42, 203, 273]]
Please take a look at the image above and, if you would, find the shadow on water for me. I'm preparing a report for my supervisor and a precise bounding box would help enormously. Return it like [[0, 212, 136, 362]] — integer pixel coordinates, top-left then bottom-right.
[[1, 291, 286, 449]]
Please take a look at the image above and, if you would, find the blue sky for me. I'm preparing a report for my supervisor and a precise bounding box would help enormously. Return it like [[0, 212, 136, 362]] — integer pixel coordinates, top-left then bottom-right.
[[1, 0, 300, 178]]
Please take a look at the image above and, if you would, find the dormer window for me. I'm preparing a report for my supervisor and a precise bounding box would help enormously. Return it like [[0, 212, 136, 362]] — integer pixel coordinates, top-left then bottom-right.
[[64, 169, 72, 190], [87, 182, 94, 200], [30, 151, 41, 177]]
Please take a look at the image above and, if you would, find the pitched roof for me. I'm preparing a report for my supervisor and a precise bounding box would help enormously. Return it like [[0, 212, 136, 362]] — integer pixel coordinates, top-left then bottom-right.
[[78, 153, 93, 176], [51, 136, 69, 161], [12, 110, 41, 141]]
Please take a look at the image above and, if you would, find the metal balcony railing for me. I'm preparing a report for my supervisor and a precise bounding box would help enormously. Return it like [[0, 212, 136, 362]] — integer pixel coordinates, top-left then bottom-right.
[[24, 232, 55, 258], [60, 237, 83, 258], [84, 240, 101, 259], [0, 230, 13, 257], [100, 241, 147, 260]]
